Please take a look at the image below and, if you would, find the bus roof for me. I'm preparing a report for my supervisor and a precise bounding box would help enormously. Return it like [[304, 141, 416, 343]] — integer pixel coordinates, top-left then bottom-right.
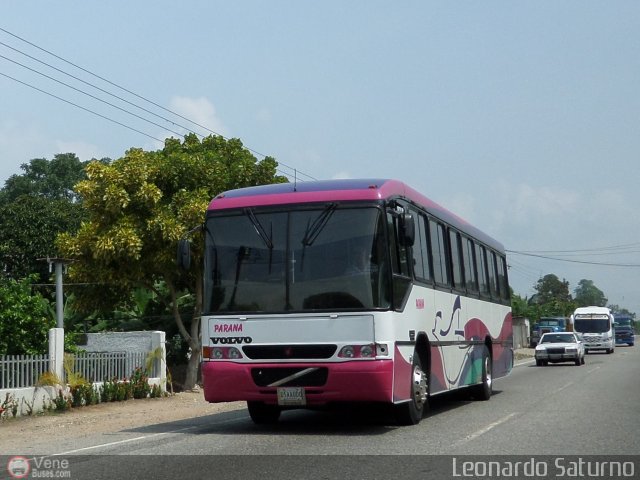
[[208, 178, 504, 252], [574, 306, 611, 316]]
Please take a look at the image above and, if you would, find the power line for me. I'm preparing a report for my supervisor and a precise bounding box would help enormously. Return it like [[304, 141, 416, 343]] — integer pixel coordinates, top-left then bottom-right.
[[0, 53, 186, 138], [0, 39, 204, 137], [506, 250, 640, 267], [0, 62, 295, 178], [512, 242, 640, 255], [0, 26, 318, 181], [0, 68, 294, 179], [0, 70, 163, 142]]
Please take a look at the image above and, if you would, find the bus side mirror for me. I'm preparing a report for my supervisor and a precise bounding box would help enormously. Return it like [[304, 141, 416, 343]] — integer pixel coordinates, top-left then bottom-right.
[[177, 239, 191, 271], [401, 213, 415, 247]]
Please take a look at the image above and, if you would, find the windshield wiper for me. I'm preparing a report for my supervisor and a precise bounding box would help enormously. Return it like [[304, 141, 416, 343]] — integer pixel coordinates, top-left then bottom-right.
[[244, 208, 273, 249], [301, 203, 337, 246]]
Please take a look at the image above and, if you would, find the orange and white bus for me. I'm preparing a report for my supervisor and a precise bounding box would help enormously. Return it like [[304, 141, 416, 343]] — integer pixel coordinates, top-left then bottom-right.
[[193, 179, 513, 425]]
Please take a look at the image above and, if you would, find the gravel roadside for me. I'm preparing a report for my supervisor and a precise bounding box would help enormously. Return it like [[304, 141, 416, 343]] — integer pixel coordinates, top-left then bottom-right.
[[0, 389, 244, 453]]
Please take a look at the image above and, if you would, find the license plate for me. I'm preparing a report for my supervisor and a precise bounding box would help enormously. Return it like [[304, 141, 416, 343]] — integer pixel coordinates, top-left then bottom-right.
[[277, 387, 306, 406]]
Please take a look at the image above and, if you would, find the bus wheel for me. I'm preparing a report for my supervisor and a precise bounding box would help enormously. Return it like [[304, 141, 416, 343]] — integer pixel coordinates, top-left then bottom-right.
[[473, 346, 492, 401], [394, 352, 428, 426], [247, 401, 281, 424]]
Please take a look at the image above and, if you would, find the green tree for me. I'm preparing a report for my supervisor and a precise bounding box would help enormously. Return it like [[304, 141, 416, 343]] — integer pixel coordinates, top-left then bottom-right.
[[0, 153, 97, 280], [0, 153, 101, 205], [607, 305, 635, 320], [574, 279, 607, 307], [0, 276, 54, 355], [532, 274, 572, 305], [0, 196, 84, 280], [57, 134, 287, 389], [511, 290, 531, 318], [528, 274, 576, 321]]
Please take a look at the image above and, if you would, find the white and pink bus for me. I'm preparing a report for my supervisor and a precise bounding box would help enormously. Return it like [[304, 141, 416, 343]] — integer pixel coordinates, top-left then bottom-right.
[[193, 179, 513, 425]]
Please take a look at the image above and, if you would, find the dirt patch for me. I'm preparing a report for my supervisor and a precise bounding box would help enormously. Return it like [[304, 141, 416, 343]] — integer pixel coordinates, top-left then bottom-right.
[[0, 389, 244, 453]]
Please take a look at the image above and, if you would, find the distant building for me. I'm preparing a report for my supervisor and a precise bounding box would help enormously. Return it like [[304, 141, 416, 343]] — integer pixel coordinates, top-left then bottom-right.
[[512, 317, 530, 349]]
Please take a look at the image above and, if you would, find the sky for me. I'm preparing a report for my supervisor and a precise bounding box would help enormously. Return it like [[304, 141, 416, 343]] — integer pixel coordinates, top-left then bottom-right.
[[2, 1, 639, 314]]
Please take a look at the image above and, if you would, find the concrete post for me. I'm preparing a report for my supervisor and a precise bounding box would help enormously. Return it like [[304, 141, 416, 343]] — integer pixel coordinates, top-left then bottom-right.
[[151, 331, 167, 391], [48, 328, 65, 382], [55, 262, 64, 329]]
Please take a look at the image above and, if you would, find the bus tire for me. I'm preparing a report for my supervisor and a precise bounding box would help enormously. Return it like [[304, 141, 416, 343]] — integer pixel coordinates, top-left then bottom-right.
[[473, 346, 492, 401], [247, 401, 281, 424], [394, 352, 428, 426]]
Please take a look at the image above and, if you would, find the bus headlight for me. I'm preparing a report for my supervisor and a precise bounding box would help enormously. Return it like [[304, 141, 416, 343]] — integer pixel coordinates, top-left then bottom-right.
[[228, 347, 242, 359], [212, 348, 225, 359], [203, 346, 244, 360], [338, 344, 376, 358], [360, 344, 374, 358], [339, 346, 355, 358]]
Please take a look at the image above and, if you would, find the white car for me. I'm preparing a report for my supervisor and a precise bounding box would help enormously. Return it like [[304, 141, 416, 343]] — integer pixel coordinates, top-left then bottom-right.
[[535, 332, 585, 366]]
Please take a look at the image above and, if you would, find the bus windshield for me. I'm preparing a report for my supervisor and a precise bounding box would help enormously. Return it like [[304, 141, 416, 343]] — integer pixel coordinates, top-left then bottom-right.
[[203, 205, 391, 313], [574, 318, 611, 333]]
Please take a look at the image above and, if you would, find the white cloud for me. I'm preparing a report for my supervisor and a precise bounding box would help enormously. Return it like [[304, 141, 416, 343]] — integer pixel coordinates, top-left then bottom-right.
[[332, 171, 352, 179], [168, 96, 229, 138], [508, 183, 580, 222]]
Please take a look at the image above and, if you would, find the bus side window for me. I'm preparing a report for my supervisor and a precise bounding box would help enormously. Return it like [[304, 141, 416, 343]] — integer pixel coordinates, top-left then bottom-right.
[[429, 218, 450, 287], [411, 211, 432, 282], [387, 209, 412, 310], [487, 250, 499, 298], [476, 244, 489, 297], [496, 254, 510, 301], [387, 211, 410, 277], [462, 236, 478, 293], [449, 229, 464, 291]]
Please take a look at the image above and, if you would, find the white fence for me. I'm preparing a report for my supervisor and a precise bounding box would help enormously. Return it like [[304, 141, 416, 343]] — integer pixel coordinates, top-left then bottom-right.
[[0, 329, 167, 417], [0, 351, 153, 389], [72, 351, 150, 383], [0, 354, 50, 389]]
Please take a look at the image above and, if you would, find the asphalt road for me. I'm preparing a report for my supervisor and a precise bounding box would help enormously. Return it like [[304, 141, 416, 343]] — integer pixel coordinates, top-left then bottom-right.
[[4, 344, 639, 479]]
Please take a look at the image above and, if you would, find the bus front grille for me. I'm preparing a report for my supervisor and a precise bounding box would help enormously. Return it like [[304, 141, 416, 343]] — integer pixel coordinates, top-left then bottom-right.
[[242, 345, 337, 360]]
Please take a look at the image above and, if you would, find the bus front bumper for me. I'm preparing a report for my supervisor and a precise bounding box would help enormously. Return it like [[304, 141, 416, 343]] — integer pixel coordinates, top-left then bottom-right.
[[202, 360, 394, 406]]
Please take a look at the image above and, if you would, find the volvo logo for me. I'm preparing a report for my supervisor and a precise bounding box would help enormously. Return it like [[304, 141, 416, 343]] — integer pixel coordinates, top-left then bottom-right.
[[210, 336, 253, 345]]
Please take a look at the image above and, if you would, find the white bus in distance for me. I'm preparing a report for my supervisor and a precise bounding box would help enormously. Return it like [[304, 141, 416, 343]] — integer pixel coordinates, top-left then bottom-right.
[[571, 306, 615, 354]]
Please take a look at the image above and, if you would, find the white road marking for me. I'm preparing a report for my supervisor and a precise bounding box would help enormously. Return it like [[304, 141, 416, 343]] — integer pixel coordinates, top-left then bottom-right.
[[53, 416, 246, 455], [587, 366, 601, 374], [552, 381, 574, 395], [454, 412, 518, 446]]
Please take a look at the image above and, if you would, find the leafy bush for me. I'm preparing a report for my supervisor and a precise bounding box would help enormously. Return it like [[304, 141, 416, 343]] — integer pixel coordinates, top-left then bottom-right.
[[54, 390, 71, 412], [100, 378, 117, 403], [130, 368, 151, 399]]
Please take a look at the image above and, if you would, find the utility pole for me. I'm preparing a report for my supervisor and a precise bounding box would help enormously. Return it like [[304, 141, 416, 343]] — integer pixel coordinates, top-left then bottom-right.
[[39, 257, 72, 329]]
